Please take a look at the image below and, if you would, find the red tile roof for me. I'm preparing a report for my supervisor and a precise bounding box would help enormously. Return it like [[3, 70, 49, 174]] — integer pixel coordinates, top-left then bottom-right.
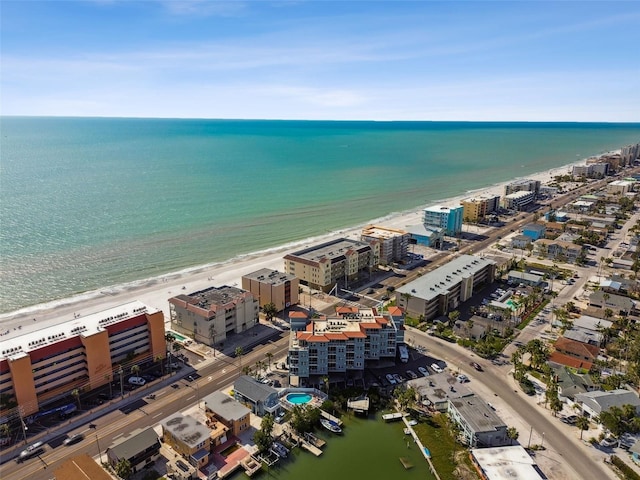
[[548, 352, 593, 370], [554, 337, 599, 359]]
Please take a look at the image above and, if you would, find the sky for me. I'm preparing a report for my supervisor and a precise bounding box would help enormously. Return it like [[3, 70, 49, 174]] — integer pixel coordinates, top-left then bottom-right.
[[1, 1, 639, 121]]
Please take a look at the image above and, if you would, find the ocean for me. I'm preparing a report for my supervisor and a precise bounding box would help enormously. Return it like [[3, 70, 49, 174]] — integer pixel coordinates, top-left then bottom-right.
[[1, 117, 639, 314]]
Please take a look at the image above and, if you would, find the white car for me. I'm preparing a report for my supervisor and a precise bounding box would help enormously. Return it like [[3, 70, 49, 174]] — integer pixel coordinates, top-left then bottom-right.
[[431, 363, 443, 373], [418, 366, 429, 377], [386, 373, 396, 385], [457, 374, 469, 383]]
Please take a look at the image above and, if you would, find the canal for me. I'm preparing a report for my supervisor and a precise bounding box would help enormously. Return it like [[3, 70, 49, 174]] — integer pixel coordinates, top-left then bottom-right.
[[239, 413, 437, 480]]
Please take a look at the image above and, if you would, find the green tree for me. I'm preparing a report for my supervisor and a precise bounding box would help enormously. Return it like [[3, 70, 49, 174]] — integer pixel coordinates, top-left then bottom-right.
[[507, 426, 519, 445], [253, 414, 275, 453], [526, 339, 549, 371], [71, 388, 82, 409], [0, 423, 10, 439], [393, 386, 416, 412], [115, 458, 133, 479], [266, 352, 274, 371], [235, 346, 244, 367], [576, 415, 590, 440], [599, 404, 640, 438], [447, 310, 460, 328], [263, 302, 278, 322], [131, 364, 140, 376]]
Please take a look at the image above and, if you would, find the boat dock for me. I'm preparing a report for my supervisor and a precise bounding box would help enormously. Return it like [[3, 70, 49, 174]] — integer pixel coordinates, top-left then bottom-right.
[[320, 409, 343, 426], [402, 417, 441, 480], [289, 431, 324, 456], [347, 395, 370, 414], [382, 412, 404, 422]]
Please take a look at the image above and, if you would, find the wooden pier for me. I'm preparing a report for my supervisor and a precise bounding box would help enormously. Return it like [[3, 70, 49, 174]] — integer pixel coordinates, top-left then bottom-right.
[[347, 395, 370, 414], [382, 412, 403, 422], [290, 431, 323, 456]]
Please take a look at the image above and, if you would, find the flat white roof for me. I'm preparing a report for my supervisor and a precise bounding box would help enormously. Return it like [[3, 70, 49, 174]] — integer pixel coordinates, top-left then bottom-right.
[[0, 301, 156, 360], [471, 446, 543, 480]]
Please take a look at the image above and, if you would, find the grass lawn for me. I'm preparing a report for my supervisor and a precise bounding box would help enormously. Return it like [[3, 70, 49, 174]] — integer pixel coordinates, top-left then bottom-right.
[[413, 414, 479, 480]]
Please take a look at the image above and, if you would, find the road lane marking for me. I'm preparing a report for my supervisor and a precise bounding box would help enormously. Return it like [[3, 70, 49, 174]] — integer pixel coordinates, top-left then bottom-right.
[[152, 412, 163, 419]]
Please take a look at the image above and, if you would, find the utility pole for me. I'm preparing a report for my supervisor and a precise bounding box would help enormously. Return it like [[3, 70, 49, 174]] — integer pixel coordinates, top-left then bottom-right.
[[118, 367, 124, 398], [95, 433, 103, 463]]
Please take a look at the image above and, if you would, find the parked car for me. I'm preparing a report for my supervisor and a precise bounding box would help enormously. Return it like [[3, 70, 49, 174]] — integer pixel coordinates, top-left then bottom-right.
[[386, 373, 396, 385], [431, 363, 443, 373], [128, 376, 146, 386], [63, 433, 84, 446], [469, 362, 483, 372], [600, 437, 617, 448], [457, 374, 469, 383], [275, 411, 286, 424], [561, 415, 578, 425], [406, 370, 418, 380], [393, 373, 404, 383], [418, 366, 429, 377]]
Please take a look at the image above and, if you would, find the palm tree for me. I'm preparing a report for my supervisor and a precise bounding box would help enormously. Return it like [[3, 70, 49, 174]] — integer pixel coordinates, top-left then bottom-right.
[[576, 415, 590, 440], [131, 365, 140, 377], [71, 388, 81, 409], [507, 426, 519, 445], [322, 376, 330, 396], [235, 346, 244, 367], [0, 423, 10, 439], [263, 302, 278, 323], [266, 352, 274, 372], [155, 355, 165, 376], [447, 310, 460, 328]]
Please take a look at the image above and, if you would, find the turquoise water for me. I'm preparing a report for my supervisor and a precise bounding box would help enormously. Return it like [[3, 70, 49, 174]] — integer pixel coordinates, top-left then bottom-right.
[[1, 117, 639, 314], [286, 393, 313, 405]]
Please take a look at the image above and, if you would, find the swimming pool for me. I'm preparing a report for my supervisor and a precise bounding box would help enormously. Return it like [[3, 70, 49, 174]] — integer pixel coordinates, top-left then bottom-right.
[[286, 393, 313, 405], [169, 331, 187, 342]]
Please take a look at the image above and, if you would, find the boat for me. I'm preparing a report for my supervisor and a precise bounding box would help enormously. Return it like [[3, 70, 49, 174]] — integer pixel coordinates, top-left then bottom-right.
[[382, 412, 403, 422], [423, 447, 431, 459], [320, 418, 342, 433], [403, 428, 411, 435]]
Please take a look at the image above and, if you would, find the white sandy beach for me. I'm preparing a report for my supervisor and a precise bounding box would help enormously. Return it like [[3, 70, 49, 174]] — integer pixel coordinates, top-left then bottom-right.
[[0, 158, 586, 335]]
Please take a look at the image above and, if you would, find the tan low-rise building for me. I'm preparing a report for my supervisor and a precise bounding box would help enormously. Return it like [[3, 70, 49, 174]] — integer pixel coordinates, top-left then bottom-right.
[[360, 224, 409, 265], [535, 239, 585, 264], [241, 268, 299, 311], [168, 285, 259, 347]]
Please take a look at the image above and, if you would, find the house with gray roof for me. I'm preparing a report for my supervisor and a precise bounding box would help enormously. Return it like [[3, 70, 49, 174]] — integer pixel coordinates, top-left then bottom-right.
[[549, 364, 596, 400], [396, 255, 496, 320], [589, 291, 636, 315], [161, 413, 212, 468], [407, 373, 473, 412], [233, 375, 280, 416], [203, 391, 251, 437], [448, 395, 509, 448], [575, 389, 640, 419], [507, 270, 544, 287], [105, 427, 160, 473]]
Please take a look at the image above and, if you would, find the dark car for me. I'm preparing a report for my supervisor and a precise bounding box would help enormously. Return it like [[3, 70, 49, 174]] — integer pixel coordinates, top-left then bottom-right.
[[470, 361, 483, 372], [63, 433, 84, 446]]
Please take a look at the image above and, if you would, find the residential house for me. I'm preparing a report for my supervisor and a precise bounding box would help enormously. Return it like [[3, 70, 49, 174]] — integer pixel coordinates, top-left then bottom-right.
[[548, 364, 597, 401], [511, 235, 532, 250], [54, 454, 113, 480], [549, 337, 599, 371], [575, 389, 640, 419], [105, 427, 161, 474], [507, 270, 544, 287], [161, 413, 214, 468], [470, 446, 545, 480], [233, 375, 280, 416], [447, 395, 509, 448], [522, 223, 546, 241], [203, 391, 251, 437], [562, 315, 613, 347], [535, 239, 584, 264], [407, 373, 473, 412], [589, 290, 635, 316]]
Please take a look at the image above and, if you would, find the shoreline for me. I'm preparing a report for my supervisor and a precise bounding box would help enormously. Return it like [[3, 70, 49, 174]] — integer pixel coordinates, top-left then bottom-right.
[[0, 156, 592, 329]]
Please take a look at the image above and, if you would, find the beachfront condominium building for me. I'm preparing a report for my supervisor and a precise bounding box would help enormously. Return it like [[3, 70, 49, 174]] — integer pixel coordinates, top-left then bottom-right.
[[0, 301, 165, 415], [288, 306, 405, 387], [621, 143, 640, 165], [460, 195, 501, 223], [395, 255, 496, 320], [360, 224, 410, 265], [572, 163, 609, 179], [283, 238, 377, 292], [168, 285, 259, 347], [241, 268, 299, 312], [423, 205, 463, 236], [502, 190, 535, 211], [504, 179, 541, 197]]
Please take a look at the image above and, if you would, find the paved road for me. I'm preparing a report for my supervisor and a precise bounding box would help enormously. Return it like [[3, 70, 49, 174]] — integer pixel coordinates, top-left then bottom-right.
[[405, 328, 614, 480], [1, 337, 290, 480]]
